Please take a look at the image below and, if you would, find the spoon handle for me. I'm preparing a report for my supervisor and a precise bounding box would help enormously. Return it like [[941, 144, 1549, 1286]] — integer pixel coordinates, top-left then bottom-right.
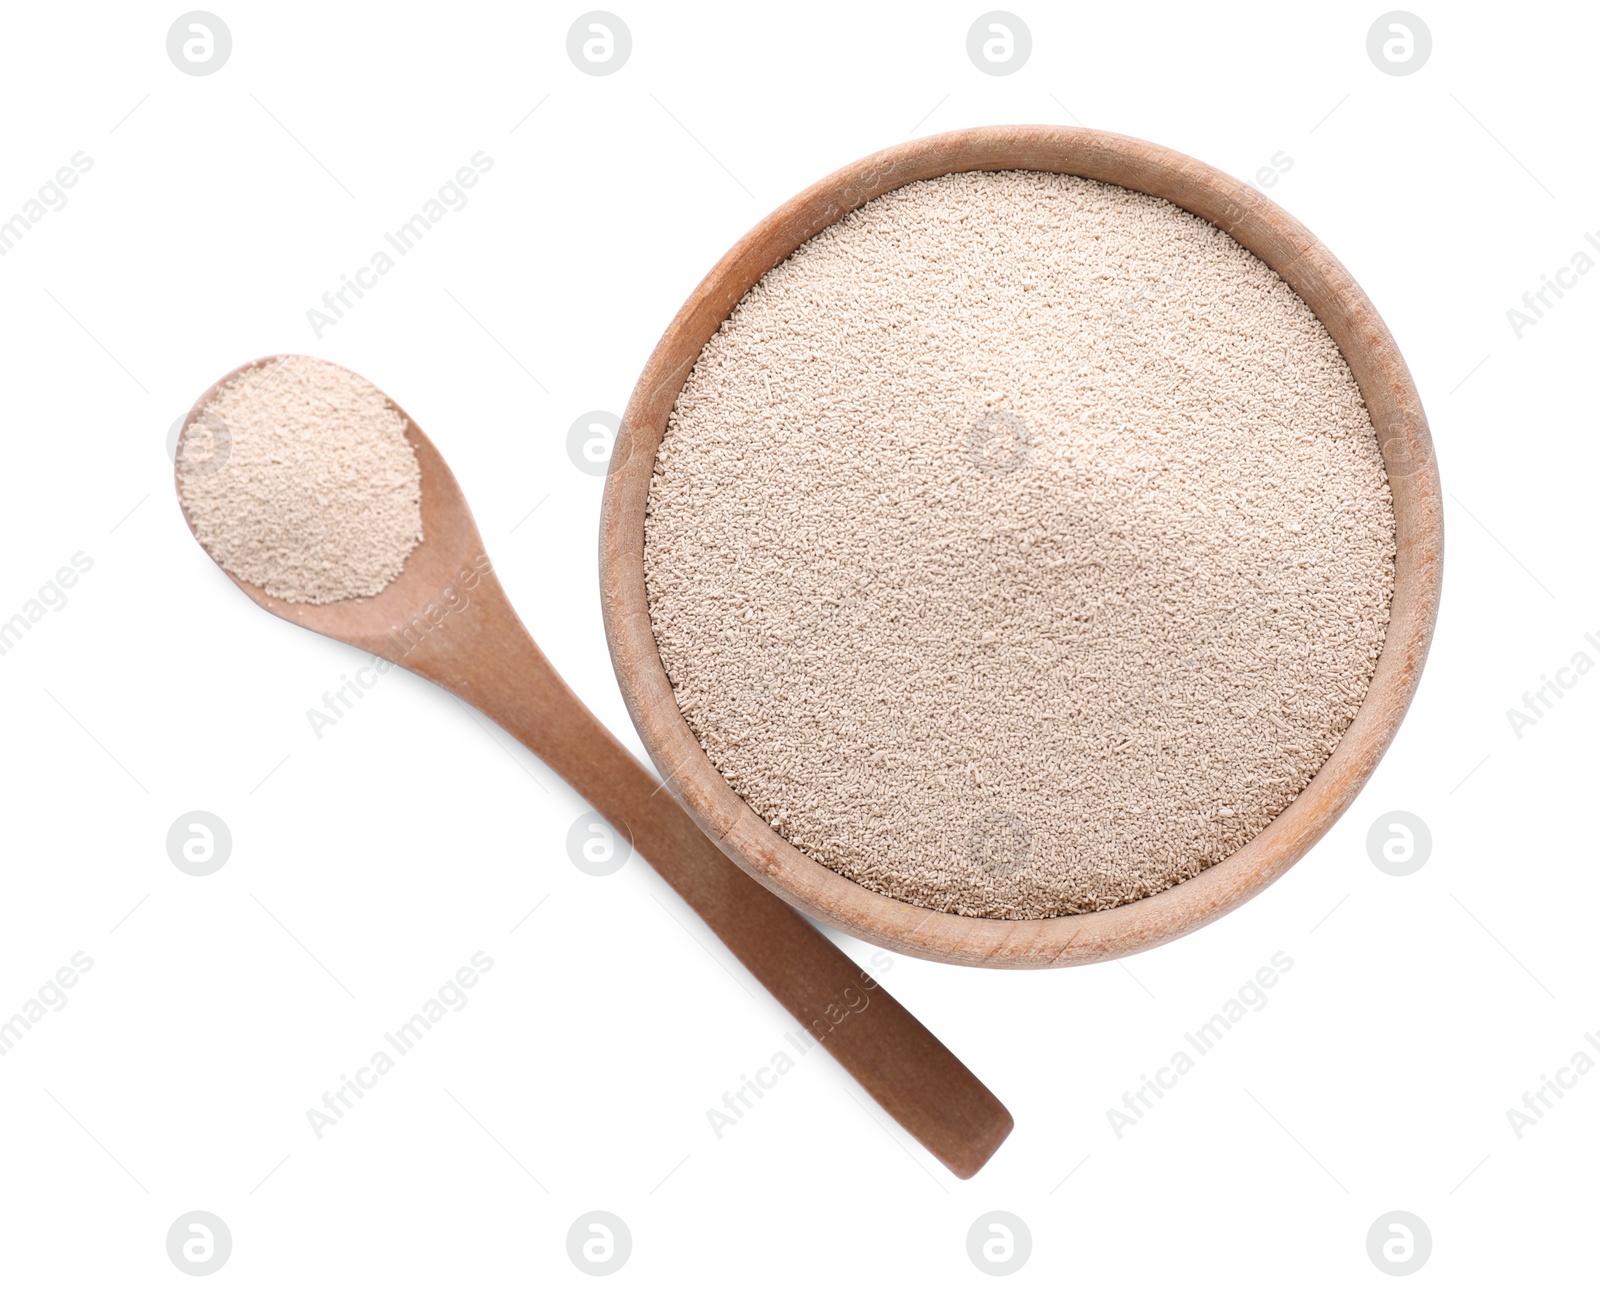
[[401, 595, 1013, 1178]]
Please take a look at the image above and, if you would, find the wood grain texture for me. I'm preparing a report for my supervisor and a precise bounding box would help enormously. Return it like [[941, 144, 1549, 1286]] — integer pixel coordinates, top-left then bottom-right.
[[176, 356, 1014, 1179], [600, 125, 1443, 969]]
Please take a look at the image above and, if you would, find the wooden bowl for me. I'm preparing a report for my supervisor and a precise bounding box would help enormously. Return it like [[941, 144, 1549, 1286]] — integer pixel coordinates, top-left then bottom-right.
[[599, 125, 1442, 969]]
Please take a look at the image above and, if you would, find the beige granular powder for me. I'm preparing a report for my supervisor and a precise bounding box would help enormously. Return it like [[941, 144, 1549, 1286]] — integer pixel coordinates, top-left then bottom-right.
[[178, 356, 423, 604], [644, 170, 1397, 919]]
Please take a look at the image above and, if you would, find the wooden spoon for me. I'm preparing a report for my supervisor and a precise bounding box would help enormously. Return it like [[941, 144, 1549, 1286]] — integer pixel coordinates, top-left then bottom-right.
[[175, 356, 1013, 1179]]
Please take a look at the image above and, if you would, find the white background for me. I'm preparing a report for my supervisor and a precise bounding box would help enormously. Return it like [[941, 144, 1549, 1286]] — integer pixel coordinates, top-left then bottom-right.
[[1, 0, 1594, 1283]]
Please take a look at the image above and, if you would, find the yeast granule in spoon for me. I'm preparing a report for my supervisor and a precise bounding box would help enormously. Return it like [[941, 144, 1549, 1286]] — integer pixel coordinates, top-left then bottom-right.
[[177, 356, 423, 604], [643, 170, 1397, 920]]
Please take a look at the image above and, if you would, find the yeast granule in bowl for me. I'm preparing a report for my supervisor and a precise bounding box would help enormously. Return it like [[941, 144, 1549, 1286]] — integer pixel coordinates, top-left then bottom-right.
[[641, 170, 1396, 920]]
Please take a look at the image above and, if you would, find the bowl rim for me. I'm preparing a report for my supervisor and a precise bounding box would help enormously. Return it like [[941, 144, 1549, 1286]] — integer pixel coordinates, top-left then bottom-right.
[[599, 124, 1443, 968]]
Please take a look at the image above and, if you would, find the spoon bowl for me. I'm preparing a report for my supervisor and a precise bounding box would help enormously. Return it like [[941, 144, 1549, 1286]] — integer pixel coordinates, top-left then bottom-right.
[[178, 356, 498, 662]]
